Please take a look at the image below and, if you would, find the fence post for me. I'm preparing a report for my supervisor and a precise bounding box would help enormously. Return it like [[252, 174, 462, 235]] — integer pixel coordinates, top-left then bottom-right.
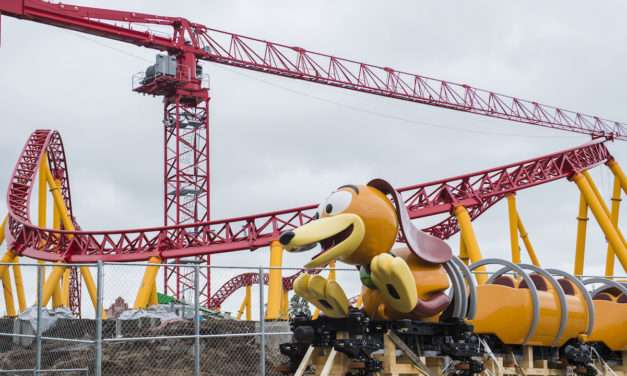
[[35, 264, 44, 375], [95, 261, 104, 376], [194, 263, 200, 376], [259, 267, 266, 376]]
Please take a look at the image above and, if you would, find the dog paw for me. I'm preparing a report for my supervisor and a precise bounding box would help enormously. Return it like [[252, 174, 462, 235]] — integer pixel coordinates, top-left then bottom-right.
[[370, 253, 417, 313], [293, 274, 349, 318]]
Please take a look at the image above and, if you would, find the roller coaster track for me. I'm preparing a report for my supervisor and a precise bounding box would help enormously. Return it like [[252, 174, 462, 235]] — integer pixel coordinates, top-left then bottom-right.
[[3, 129, 617, 308], [207, 268, 318, 309], [5, 130, 613, 269]]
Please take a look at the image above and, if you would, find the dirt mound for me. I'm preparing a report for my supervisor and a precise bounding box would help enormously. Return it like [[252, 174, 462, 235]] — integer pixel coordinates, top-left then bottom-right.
[[0, 317, 287, 375]]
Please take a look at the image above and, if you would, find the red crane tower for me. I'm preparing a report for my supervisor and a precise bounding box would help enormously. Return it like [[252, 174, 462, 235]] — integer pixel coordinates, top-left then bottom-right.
[[1, 0, 626, 311]]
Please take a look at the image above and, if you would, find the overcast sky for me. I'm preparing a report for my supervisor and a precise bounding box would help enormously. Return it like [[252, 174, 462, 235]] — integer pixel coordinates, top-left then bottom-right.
[[0, 1, 625, 313]]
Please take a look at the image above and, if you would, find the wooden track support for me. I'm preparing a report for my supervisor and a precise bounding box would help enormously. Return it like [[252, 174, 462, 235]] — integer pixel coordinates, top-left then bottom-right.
[[291, 332, 627, 376], [483, 347, 626, 376], [292, 331, 440, 376], [293, 332, 352, 376]]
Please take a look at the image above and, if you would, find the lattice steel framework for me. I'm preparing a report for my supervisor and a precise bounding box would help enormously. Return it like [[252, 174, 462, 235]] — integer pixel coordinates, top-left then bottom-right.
[[161, 93, 211, 305]]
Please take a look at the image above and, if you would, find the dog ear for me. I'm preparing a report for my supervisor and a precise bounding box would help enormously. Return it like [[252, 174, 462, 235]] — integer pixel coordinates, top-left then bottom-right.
[[367, 178, 452, 264]]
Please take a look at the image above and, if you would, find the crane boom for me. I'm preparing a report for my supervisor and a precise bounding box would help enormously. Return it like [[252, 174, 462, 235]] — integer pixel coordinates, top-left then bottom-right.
[[1, 0, 626, 140]]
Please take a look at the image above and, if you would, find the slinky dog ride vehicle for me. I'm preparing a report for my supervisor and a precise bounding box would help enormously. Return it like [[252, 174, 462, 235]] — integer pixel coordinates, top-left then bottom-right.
[[278, 178, 626, 375]]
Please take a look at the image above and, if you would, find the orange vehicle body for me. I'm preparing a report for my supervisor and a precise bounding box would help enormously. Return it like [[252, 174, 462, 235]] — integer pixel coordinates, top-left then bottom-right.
[[471, 275, 627, 351]]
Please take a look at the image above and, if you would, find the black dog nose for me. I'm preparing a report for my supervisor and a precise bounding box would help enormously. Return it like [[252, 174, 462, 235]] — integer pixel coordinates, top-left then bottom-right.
[[279, 231, 295, 245]]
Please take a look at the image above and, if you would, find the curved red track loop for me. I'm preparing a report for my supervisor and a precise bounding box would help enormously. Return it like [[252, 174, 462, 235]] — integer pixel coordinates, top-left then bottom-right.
[[6, 130, 613, 264], [208, 268, 321, 309], [6, 130, 76, 252]]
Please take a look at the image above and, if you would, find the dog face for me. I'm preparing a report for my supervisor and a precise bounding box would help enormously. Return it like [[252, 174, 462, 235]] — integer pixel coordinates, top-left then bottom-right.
[[280, 184, 399, 268]]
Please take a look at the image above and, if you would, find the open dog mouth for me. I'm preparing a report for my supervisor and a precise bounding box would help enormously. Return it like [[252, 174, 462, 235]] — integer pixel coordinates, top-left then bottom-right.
[[309, 224, 354, 261], [291, 224, 354, 255], [319, 224, 353, 251], [284, 213, 364, 268]]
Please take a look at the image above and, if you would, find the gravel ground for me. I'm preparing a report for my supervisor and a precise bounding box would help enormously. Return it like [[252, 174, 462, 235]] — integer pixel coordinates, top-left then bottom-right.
[[0, 317, 289, 375]]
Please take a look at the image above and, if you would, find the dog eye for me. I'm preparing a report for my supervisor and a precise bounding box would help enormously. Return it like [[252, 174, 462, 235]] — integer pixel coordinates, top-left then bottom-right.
[[321, 190, 352, 216]]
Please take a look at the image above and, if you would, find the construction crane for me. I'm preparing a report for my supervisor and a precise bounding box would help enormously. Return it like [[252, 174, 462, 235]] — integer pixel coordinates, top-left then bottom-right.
[[1, 0, 626, 314]]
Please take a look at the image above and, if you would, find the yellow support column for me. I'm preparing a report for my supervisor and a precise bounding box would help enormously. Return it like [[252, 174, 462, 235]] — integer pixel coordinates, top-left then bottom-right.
[[605, 177, 622, 277], [50, 178, 63, 309], [38, 154, 48, 281], [573, 173, 627, 273], [265, 240, 284, 320], [45, 164, 103, 314], [582, 171, 626, 245], [507, 194, 521, 264], [133, 256, 161, 309], [0, 214, 7, 245], [607, 159, 627, 194], [44, 162, 69, 309], [236, 295, 247, 320], [0, 216, 15, 281], [61, 269, 70, 307], [453, 205, 487, 284], [245, 284, 252, 321], [52, 205, 60, 233], [12, 261, 26, 312], [43, 162, 72, 234], [0, 217, 25, 313], [0, 250, 17, 281], [280, 289, 289, 320], [148, 281, 158, 306], [38, 154, 48, 229], [51, 279, 63, 308], [0, 216, 19, 313], [459, 236, 469, 265], [236, 286, 253, 320], [516, 214, 540, 267], [80, 266, 106, 318], [1, 270, 16, 317], [41, 266, 66, 306], [574, 194, 588, 276]]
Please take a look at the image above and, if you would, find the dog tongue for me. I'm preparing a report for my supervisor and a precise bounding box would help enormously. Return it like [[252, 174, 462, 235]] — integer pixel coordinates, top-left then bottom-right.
[[310, 247, 335, 267], [311, 248, 325, 260]]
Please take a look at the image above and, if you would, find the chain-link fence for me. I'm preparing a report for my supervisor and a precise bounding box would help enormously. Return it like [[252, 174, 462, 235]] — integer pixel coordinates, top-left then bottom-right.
[[0, 262, 360, 375], [1, 261, 625, 375]]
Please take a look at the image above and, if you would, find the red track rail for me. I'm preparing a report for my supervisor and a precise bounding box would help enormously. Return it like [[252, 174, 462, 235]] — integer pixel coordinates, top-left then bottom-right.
[[207, 269, 320, 309], [5, 130, 613, 263], [1, 0, 626, 140]]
